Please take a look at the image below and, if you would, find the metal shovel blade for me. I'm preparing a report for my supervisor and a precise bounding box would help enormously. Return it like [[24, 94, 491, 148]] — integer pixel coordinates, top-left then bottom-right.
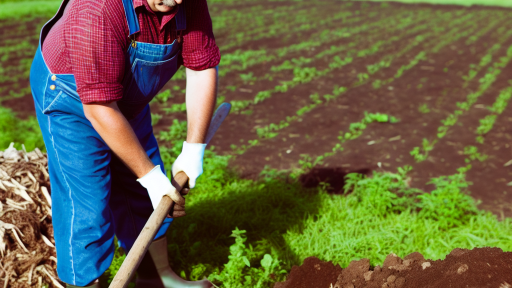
[[205, 102, 231, 145]]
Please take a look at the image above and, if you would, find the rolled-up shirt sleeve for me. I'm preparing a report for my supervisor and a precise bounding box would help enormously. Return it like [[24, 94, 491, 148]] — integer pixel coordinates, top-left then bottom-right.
[[181, 0, 221, 71], [68, 2, 126, 104]]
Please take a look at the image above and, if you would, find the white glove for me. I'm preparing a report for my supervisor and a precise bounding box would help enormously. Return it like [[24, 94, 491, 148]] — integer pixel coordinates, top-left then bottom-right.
[[172, 141, 206, 188], [137, 165, 185, 210]]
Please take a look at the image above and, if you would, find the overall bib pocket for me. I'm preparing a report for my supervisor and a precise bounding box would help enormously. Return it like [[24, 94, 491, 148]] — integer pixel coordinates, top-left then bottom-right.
[[122, 52, 179, 105], [42, 90, 64, 115], [42, 77, 82, 116]]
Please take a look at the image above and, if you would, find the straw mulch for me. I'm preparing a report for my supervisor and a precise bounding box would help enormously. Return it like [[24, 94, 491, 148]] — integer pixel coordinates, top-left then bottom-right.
[[0, 144, 63, 288]]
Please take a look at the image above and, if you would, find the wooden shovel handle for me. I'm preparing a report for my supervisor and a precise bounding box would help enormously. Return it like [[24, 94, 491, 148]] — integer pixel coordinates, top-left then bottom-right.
[[109, 171, 189, 288]]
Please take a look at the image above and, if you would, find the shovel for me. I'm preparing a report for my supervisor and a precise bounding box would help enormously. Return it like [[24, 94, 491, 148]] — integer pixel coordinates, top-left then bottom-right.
[[109, 103, 231, 288]]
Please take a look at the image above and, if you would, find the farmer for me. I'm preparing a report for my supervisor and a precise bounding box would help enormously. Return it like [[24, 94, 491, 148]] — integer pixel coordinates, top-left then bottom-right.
[[29, 0, 219, 286]]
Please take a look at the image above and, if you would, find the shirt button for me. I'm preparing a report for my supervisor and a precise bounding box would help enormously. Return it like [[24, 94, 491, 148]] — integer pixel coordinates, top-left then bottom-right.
[[50, 85, 56, 90], [51, 75, 57, 81]]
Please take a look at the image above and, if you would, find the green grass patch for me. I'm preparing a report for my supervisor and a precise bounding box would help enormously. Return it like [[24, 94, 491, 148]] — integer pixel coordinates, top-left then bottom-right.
[[0, 1, 60, 20], [0, 106, 44, 151]]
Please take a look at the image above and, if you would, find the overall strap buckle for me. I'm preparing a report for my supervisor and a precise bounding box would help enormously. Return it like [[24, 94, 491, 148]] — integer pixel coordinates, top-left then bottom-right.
[[130, 36, 137, 48]]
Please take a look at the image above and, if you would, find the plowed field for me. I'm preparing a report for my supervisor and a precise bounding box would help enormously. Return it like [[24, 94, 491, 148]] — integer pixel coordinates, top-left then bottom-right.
[[2, 1, 512, 287], [158, 1, 512, 218], [2, 2, 511, 217]]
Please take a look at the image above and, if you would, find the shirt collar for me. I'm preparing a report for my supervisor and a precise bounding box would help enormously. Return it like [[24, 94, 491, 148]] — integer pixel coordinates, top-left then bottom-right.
[[133, 0, 179, 31], [133, 0, 145, 8]]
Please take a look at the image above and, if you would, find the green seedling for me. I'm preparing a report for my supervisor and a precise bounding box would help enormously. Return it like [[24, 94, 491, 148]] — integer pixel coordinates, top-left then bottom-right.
[[418, 104, 430, 113], [463, 146, 488, 163], [357, 72, 369, 84], [162, 103, 187, 114], [410, 138, 437, 162], [152, 89, 173, 104], [229, 100, 252, 113], [151, 113, 163, 126], [475, 115, 496, 143], [240, 72, 256, 84], [208, 227, 287, 288]]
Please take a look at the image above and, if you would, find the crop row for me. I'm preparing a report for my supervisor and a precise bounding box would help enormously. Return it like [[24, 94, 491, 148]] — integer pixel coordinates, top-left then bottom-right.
[[255, 86, 348, 139], [446, 47, 512, 134], [232, 13, 505, 166], [370, 14, 493, 90], [224, 12, 488, 154], [475, 85, 512, 143], [218, 9, 422, 73], [211, 2, 316, 32], [219, 3, 364, 51], [172, 7, 460, 82], [462, 43, 502, 86], [249, 12, 480, 111], [267, 10, 453, 75], [411, 44, 512, 162], [227, 8, 466, 80], [229, 108, 396, 168], [291, 112, 397, 178], [462, 29, 512, 87], [232, 14, 476, 113], [152, 10, 492, 139], [225, 20, 488, 157], [170, 7, 404, 81], [169, 7, 382, 82]]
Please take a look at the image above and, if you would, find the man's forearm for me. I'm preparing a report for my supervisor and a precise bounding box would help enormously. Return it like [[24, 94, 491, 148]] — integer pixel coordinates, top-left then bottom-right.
[[185, 67, 217, 143], [83, 102, 155, 178]]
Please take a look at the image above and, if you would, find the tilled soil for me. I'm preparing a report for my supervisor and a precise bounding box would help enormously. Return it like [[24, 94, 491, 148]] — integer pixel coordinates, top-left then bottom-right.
[[211, 3, 512, 218], [274, 247, 512, 288], [3, 2, 512, 218], [157, 1, 512, 218]]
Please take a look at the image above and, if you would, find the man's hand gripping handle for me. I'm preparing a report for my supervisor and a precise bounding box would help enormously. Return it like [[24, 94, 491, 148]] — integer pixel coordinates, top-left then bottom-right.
[[109, 102, 231, 288]]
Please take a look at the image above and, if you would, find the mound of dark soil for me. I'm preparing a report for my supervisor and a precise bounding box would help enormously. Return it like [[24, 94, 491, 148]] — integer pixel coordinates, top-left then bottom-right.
[[274, 247, 512, 288]]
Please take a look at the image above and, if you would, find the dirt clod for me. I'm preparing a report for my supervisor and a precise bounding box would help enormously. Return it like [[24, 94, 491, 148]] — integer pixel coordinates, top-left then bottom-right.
[[395, 277, 405, 288], [457, 264, 469, 274], [342, 258, 370, 279], [334, 259, 371, 288], [274, 256, 342, 288], [387, 275, 396, 283], [403, 252, 425, 264], [449, 248, 469, 257], [363, 271, 373, 282], [421, 262, 431, 270], [383, 253, 402, 269]]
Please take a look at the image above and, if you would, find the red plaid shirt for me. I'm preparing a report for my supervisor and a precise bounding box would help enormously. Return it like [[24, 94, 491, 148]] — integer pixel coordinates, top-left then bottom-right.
[[42, 0, 220, 104]]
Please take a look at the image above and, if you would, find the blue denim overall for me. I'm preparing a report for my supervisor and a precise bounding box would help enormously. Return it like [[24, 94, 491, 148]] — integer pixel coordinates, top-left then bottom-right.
[[29, 0, 185, 285]]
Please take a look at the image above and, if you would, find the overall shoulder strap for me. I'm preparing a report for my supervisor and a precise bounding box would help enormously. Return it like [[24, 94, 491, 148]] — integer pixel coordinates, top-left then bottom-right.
[[122, 0, 140, 36], [175, 2, 186, 31]]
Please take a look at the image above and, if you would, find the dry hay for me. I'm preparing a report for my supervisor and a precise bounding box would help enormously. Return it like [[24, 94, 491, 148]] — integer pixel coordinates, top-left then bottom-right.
[[0, 143, 63, 288]]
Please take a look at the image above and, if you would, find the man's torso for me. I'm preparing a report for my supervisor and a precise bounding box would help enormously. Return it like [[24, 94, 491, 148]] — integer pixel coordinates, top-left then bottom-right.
[[40, 0, 220, 104]]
